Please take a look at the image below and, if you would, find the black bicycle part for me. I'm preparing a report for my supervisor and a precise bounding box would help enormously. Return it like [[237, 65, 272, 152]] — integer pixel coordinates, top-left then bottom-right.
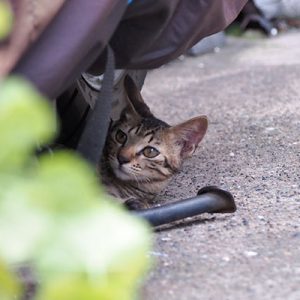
[[134, 186, 236, 227]]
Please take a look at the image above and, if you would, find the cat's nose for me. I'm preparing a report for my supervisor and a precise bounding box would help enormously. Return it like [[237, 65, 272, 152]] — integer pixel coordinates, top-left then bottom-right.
[[117, 154, 130, 165]]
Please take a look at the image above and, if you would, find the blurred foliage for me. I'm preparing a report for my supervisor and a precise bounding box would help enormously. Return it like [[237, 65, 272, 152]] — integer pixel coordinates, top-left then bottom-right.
[[226, 24, 266, 40], [0, 77, 151, 300], [0, 4, 151, 300], [0, 0, 13, 40], [225, 24, 243, 37], [0, 5, 151, 299], [0, 260, 22, 300]]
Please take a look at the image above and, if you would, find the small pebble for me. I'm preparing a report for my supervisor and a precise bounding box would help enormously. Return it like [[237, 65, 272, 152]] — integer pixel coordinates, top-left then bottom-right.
[[149, 251, 168, 257], [265, 127, 275, 132], [222, 256, 230, 262], [244, 251, 258, 257]]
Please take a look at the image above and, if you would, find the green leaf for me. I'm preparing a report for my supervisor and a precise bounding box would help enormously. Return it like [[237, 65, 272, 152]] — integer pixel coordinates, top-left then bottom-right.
[[36, 206, 151, 300], [0, 259, 22, 300], [37, 271, 144, 300], [0, 76, 152, 300], [26, 151, 103, 216], [0, 0, 13, 40], [35, 205, 151, 275], [0, 77, 56, 171], [0, 189, 52, 264]]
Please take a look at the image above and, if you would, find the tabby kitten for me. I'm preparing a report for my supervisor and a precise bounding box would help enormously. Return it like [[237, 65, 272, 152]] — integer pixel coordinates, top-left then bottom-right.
[[99, 75, 208, 209]]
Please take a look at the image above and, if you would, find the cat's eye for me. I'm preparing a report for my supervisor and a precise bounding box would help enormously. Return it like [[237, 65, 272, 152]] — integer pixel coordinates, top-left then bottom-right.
[[115, 129, 127, 144], [142, 146, 160, 158]]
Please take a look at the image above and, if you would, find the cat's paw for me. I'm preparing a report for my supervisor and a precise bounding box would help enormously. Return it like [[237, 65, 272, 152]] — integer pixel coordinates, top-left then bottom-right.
[[124, 199, 149, 211]]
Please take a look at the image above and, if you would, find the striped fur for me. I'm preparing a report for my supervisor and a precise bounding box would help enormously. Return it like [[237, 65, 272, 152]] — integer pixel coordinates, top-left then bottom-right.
[[99, 75, 208, 208]]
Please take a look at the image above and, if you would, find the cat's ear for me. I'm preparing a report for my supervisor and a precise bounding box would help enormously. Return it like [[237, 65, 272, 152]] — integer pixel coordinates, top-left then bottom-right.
[[123, 75, 153, 118], [170, 116, 208, 159]]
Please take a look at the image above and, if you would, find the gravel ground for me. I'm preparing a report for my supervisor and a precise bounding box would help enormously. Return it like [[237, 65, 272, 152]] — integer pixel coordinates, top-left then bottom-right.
[[141, 31, 300, 300]]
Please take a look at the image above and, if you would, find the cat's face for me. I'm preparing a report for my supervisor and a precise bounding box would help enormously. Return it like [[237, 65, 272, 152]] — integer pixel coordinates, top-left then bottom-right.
[[103, 75, 208, 184], [105, 115, 173, 182]]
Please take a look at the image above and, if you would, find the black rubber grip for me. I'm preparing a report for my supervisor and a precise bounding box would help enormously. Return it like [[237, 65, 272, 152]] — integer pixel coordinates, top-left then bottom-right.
[[134, 186, 236, 227]]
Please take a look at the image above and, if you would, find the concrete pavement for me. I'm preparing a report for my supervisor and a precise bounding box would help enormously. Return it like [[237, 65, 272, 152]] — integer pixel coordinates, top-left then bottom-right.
[[141, 31, 300, 300]]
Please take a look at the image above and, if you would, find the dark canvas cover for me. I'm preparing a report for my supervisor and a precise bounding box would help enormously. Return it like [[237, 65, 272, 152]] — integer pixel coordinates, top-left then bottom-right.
[[4, 0, 248, 98]]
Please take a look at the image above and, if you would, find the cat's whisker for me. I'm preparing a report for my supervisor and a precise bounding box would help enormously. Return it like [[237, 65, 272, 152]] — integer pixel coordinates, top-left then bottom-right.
[[131, 170, 151, 187], [131, 172, 143, 189], [141, 174, 151, 183], [136, 172, 151, 184], [99, 74, 207, 204]]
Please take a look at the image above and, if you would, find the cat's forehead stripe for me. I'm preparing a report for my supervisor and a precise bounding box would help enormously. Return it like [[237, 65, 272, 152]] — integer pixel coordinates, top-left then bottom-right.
[[135, 125, 142, 134], [143, 130, 155, 143], [148, 135, 154, 144], [128, 126, 136, 133], [144, 130, 155, 138]]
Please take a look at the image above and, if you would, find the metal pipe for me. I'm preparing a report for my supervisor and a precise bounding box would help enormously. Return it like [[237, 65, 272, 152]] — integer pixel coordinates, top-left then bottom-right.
[[134, 186, 236, 227]]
